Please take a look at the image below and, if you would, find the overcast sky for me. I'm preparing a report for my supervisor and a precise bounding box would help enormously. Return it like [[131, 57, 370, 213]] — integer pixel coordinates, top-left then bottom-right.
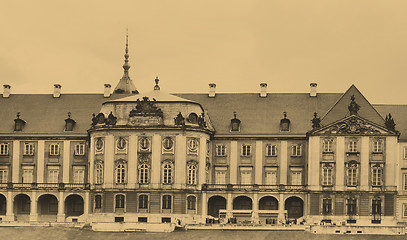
[[1, 1, 406, 103]]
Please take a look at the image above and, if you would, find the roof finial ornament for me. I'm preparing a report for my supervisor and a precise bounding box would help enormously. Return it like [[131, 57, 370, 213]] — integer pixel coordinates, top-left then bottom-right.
[[348, 95, 360, 115], [233, 111, 237, 119], [67, 112, 71, 118], [311, 112, 321, 129], [123, 31, 130, 74], [283, 111, 287, 118], [154, 76, 160, 90]]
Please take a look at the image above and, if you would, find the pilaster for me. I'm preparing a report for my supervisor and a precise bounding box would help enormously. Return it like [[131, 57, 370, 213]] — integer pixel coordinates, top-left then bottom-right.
[[63, 140, 70, 183], [37, 141, 45, 183], [230, 141, 238, 184]]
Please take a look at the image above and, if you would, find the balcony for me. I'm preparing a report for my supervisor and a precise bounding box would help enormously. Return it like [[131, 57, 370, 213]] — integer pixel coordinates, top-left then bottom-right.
[[0, 183, 88, 190], [203, 184, 307, 191], [370, 185, 397, 192]]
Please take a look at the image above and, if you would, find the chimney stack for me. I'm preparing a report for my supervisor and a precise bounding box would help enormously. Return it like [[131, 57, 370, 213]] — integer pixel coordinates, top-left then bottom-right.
[[53, 84, 62, 98], [260, 83, 267, 97], [3, 85, 10, 98], [104, 84, 112, 98], [209, 83, 216, 98], [310, 83, 317, 97]]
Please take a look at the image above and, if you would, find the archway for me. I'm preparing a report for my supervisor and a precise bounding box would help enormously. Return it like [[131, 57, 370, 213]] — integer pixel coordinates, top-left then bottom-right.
[[233, 196, 252, 210], [65, 194, 84, 216], [0, 193, 6, 215], [14, 194, 30, 215], [259, 196, 278, 210], [38, 194, 58, 215], [285, 196, 303, 219], [207, 196, 226, 217]]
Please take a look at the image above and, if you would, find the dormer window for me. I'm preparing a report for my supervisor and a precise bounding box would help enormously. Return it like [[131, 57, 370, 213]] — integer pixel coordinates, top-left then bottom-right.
[[280, 112, 290, 132], [230, 112, 241, 132], [14, 112, 26, 131], [64, 112, 76, 131], [187, 113, 198, 124]]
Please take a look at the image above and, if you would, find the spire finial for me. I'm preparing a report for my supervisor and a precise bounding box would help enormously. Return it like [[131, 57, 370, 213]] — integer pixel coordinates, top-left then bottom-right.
[[154, 76, 160, 90], [122, 31, 130, 74]]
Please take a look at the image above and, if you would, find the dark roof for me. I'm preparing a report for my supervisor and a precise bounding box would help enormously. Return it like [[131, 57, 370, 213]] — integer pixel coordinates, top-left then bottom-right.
[[175, 93, 342, 136], [373, 105, 407, 141]]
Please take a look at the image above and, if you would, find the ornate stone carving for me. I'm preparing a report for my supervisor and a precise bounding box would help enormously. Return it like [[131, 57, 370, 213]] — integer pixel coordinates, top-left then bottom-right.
[[174, 112, 185, 126], [106, 112, 117, 126], [311, 112, 321, 129], [321, 116, 381, 135], [129, 96, 163, 117], [348, 95, 360, 115], [138, 153, 151, 164]]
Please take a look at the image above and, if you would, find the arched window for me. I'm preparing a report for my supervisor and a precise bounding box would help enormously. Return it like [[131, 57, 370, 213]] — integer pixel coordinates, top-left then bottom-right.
[[115, 163, 126, 184], [115, 194, 125, 209], [187, 164, 197, 185], [138, 164, 149, 184], [162, 195, 172, 209], [95, 162, 103, 184], [346, 162, 358, 186], [95, 194, 102, 209], [162, 163, 173, 184], [321, 163, 334, 186], [187, 195, 196, 210], [372, 164, 383, 186], [139, 195, 148, 210]]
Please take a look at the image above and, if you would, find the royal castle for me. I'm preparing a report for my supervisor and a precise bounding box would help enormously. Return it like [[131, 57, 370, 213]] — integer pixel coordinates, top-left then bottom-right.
[[1, 37, 407, 227]]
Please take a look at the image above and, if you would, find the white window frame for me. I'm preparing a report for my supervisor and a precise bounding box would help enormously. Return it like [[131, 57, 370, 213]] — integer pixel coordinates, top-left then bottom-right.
[[265, 144, 277, 157], [348, 140, 358, 153], [24, 143, 35, 156], [404, 147, 407, 159], [346, 163, 358, 186], [0, 167, 8, 183], [73, 166, 85, 184], [321, 164, 333, 186], [291, 168, 302, 185], [47, 166, 59, 183], [322, 139, 333, 153], [162, 162, 173, 184], [74, 143, 85, 156], [215, 167, 227, 184], [49, 143, 60, 156], [95, 162, 104, 184], [115, 162, 126, 184], [0, 143, 9, 155], [22, 166, 34, 183], [292, 144, 302, 156], [373, 139, 383, 153], [241, 144, 252, 157], [371, 165, 383, 186], [215, 144, 226, 157], [138, 164, 150, 184], [187, 164, 197, 185], [115, 137, 127, 154]]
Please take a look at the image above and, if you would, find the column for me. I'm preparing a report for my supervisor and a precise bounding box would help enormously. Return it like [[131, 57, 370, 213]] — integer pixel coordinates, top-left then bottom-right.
[[37, 140, 45, 183], [255, 141, 263, 185], [280, 141, 288, 185], [151, 134, 161, 188], [6, 191, 14, 221], [230, 141, 238, 184], [201, 192, 207, 218], [360, 136, 369, 191], [226, 192, 233, 218], [175, 134, 186, 188], [252, 192, 259, 223], [12, 140, 20, 183], [30, 191, 38, 221], [104, 135, 114, 188], [128, 135, 138, 188], [308, 137, 320, 190], [336, 137, 345, 191], [89, 137, 95, 185], [63, 140, 70, 183], [198, 137, 207, 189], [278, 193, 285, 224], [84, 191, 90, 221], [57, 191, 65, 222], [386, 136, 397, 187]]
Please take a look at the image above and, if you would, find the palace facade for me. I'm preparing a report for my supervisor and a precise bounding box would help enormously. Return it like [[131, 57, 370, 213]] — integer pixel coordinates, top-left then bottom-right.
[[1, 40, 407, 226]]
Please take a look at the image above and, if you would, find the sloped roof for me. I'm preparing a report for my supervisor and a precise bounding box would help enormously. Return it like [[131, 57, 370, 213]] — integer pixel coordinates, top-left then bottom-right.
[[321, 85, 385, 126], [373, 104, 407, 141], [175, 93, 342, 136], [108, 90, 197, 104]]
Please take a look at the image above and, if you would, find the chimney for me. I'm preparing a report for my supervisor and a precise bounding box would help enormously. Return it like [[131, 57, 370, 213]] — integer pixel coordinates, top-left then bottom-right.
[[3, 85, 10, 98], [104, 84, 112, 98], [310, 83, 317, 97], [209, 83, 216, 98], [260, 83, 267, 97], [53, 84, 61, 98]]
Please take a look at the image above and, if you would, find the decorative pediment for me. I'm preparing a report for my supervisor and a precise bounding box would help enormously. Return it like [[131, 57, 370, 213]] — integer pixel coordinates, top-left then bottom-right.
[[129, 96, 163, 117], [138, 153, 151, 164], [309, 115, 398, 136]]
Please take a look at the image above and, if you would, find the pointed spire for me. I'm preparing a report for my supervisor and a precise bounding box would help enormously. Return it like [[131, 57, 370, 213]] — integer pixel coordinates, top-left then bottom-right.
[[114, 31, 139, 94]]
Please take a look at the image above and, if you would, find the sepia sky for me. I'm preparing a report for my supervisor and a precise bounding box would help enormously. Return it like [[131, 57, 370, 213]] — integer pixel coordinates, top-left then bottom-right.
[[0, 0, 407, 104]]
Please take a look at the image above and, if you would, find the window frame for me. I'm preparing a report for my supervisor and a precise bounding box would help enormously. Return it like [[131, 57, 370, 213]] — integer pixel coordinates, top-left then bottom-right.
[[373, 139, 383, 153], [162, 162, 173, 184], [321, 164, 334, 186], [187, 139, 198, 154], [162, 137, 174, 153], [240, 166, 253, 185], [138, 163, 150, 184], [322, 139, 334, 153], [138, 194, 149, 210], [95, 162, 104, 184], [94, 194, 103, 210], [187, 163, 197, 185], [322, 198, 332, 215], [74, 143, 85, 156], [186, 195, 197, 211], [290, 168, 302, 185], [403, 203, 407, 218], [22, 166, 34, 183], [264, 167, 278, 185], [23, 142, 35, 156], [291, 144, 302, 156], [241, 144, 252, 157], [0, 143, 9, 156], [115, 162, 127, 184], [161, 195, 172, 210], [49, 143, 60, 156], [371, 165, 383, 187], [265, 144, 277, 157], [115, 194, 126, 210], [0, 167, 9, 183], [73, 166, 85, 184], [346, 162, 358, 187], [215, 144, 226, 157], [47, 166, 59, 183], [348, 140, 358, 153], [215, 167, 227, 184]]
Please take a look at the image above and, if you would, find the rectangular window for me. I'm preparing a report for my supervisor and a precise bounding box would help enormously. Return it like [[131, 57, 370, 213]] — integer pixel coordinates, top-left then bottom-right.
[[241, 144, 251, 156], [48, 166, 59, 183], [73, 166, 85, 184], [74, 143, 85, 156], [0, 143, 9, 155], [215, 167, 227, 184], [49, 143, 60, 156], [266, 145, 277, 157], [291, 170, 302, 185], [372, 167, 383, 186], [292, 144, 302, 156], [404, 174, 407, 191], [322, 198, 332, 215], [404, 147, 407, 159], [348, 141, 357, 153], [322, 139, 333, 153], [264, 167, 277, 185], [24, 143, 35, 155], [240, 167, 252, 185], [95, 195, 102, 209], [0, 168, 8, 183], [347, 164, 358, 186], [187, 196, 196, 210], [215, 145, 226, 156], [22, 167, 34, 183], [403, 204, 407, 217], [162, 195, 172, 210], [373, 140, 383, 153], [139, 195, 148, 209], [322, 166, 333, 186], [347, 198, 357, 215]]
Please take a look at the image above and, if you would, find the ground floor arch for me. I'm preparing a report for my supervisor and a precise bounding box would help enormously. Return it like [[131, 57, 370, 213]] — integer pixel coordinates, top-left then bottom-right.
[[285, 196, 303, 219], [65, 194, 84, 217], [0, 193, 6, 215], [207, 195, 226, 217], [259, 196, 278, 210], [233, 196, 252, 210], [14, 194, 31, 215], [38, 194, 58, 215]]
